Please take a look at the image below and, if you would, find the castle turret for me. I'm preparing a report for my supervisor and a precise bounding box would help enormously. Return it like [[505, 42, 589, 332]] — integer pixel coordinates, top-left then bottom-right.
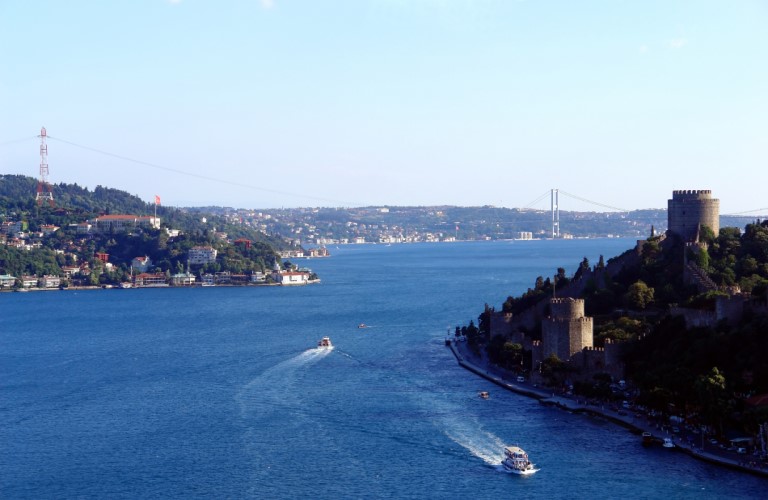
[[541, 297, 593, 362], [668, 190, 720, 241]]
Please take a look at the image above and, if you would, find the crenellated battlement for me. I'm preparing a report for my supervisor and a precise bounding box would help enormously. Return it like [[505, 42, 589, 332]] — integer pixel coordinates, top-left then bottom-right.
[[549, 297, 585, 320], [672, 189, 712, 198]]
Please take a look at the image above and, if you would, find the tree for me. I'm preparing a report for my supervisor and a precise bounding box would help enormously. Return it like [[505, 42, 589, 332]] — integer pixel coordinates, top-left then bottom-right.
[[625, 280, 654, 310], [695, 367, 727, 434]]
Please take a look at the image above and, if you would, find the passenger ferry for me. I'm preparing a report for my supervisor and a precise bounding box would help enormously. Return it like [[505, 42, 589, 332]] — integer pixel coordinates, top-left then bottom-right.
[[317, 336, 333, 349], [502, 446, 539, 475]]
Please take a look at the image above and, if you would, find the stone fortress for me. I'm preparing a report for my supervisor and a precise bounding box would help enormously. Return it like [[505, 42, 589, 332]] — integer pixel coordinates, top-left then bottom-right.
[[667, 189, 720, 241], [489, 189, 737, 384], [541, 298, 593, 361]]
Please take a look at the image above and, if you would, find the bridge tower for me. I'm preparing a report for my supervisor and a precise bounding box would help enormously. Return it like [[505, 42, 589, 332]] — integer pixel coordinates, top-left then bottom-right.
[[551, 188, 560, 238], [35, 127, 54, 207]]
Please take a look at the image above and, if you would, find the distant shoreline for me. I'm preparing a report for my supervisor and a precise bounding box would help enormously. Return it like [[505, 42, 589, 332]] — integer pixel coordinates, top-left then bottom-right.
[[0, 282, 310, 293]]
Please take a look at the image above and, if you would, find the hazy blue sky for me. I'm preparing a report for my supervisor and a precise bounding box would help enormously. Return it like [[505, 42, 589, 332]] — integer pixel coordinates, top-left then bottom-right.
[[1, 1, 766, 213]]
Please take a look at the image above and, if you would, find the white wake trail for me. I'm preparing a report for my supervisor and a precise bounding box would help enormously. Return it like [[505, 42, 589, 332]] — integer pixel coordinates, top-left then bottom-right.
[[443, 419, 505, 466], [236, 348, 332, 418]]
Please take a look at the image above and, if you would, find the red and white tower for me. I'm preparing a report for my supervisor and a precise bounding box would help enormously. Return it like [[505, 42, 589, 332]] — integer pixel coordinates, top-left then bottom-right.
[[36, 126, 55, 207]]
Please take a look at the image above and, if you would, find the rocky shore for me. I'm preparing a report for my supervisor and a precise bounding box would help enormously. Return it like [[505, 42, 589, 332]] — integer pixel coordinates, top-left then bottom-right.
[[447, 339, 768, 479]]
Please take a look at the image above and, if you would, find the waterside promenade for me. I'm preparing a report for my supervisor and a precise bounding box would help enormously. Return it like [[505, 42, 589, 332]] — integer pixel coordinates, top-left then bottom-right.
[[447, 340, 768, 479]]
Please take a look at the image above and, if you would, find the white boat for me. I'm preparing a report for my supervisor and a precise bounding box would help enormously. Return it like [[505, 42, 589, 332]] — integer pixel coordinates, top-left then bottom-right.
[[502, 446, 539, 475], [317, 336, 333, 349], [662, 437, 675, 448]]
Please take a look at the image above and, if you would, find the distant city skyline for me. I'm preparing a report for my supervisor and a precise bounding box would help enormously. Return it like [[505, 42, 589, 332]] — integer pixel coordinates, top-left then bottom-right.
[[1, 1, 766, 214]]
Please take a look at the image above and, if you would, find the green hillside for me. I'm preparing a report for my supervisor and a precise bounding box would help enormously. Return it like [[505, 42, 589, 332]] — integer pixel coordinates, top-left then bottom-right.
[[0, 175, 289, 284]]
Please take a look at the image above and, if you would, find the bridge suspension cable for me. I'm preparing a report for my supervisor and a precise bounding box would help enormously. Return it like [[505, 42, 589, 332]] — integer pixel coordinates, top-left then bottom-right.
[[721, 208, 768, 217], [558, 190, 629, 212], [523, 191, 551, 209]]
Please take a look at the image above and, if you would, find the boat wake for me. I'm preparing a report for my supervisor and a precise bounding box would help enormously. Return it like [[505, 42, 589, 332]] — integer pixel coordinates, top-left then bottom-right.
[[406, 385, 505, 466], [444, 424, 506, 466], [236, 347, 332, 418]]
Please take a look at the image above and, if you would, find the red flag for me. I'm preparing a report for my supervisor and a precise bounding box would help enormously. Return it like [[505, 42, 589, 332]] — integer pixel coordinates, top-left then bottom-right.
[[155, 195, 161, 206]]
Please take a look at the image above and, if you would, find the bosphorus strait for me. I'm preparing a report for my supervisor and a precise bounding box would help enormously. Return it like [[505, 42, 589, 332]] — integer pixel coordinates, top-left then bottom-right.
[[2, 240, 765, 498]]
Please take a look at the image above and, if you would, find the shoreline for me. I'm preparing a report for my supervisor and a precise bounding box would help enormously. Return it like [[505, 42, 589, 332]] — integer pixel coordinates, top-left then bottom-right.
[[447, 340, 768, 479]]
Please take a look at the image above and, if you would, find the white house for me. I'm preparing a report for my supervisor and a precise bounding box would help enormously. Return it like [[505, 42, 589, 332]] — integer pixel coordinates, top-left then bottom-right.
[[170, 272, 196, 286], [188, 246, 218, 265], [272, 270, 310, 285], [21, 276, 38, 288], [0, 274, 16, 288], [40, 275, 61, 288]]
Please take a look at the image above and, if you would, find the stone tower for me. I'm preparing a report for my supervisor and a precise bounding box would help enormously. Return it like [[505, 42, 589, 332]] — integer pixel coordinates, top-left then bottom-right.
[[541, 297, 593, 362], [668, 190, 720, 241]]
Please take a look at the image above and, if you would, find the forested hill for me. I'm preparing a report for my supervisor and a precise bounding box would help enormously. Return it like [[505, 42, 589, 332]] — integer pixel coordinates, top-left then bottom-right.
[[0, 174, 288, 246], [0, 175, 290, 284]]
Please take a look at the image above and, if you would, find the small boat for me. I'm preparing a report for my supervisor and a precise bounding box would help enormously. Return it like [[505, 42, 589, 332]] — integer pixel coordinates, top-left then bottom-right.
[[357, 323, 367, 329], [317, 336, 333, 349], [662, 437, 675, 448], [479, 391, 490, 399], [502, 446, 539, 475], [642, 432, 653, 446]]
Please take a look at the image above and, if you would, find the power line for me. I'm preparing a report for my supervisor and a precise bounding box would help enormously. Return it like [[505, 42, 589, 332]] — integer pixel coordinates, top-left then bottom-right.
[[0, 136, 36, 147], [47, 135, 362, 206]]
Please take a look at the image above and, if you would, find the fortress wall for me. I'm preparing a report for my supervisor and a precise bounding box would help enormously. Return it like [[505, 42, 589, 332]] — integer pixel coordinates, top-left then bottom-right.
[[568, 317, 594, 356], [543, 317, 593, 361], [489, 311, 515, 338], [603, 338, 622, 367], [716, 295, 746, 325]]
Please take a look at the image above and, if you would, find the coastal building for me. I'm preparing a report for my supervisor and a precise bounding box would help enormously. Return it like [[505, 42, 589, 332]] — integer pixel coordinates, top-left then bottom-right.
[[250, 271, 266, 283], [305, 246, 330, 258], [668, 190, 720, 241], [170, 272, 196, 286], [61, 266, 82, 278], [21, 276, 38, 288], [40, 275, 61, 288], [272, 270, 310, 285], [92, 215, 160, 233], [188, 246, 217, 265], [0, 274, 16, 288], [134, 273, 168, 287]]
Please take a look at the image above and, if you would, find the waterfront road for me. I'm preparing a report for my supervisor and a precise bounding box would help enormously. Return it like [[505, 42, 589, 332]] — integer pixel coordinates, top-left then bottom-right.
[[447, 340, 768, 479]]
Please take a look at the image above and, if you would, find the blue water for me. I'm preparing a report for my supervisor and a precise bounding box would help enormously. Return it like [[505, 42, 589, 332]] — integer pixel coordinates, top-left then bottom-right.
[[2, 240, 765, 498]]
